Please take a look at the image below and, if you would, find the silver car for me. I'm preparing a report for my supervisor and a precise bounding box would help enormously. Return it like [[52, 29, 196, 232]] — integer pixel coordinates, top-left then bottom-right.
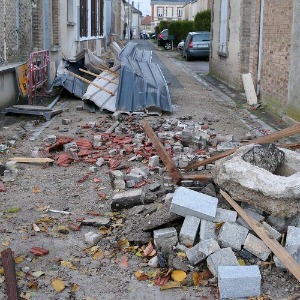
[[182, 31, 211, 61]]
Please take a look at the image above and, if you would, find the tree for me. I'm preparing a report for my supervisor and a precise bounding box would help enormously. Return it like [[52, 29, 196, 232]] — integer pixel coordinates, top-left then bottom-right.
[[194, 10, 211, 31]]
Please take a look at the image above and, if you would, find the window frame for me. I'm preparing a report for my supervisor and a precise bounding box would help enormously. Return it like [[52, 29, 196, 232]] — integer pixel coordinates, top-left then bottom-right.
[[218, 0, 229, 56]]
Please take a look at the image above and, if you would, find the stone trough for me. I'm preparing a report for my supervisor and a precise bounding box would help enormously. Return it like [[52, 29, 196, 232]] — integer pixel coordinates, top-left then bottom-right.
[[213, 143, 300, 217]]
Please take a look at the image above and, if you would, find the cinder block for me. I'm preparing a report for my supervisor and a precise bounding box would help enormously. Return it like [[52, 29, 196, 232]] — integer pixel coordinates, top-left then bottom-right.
[[43, 135, 57, 144], [96, 157, 105, 167], [62, 119, 71, 125], [148, 155, 160, 167], [286, 226, 300, 248], [186, 238, 220, 265], [170, 187, 218, 221], [213, 208, 237, 223], [126, 173, 143, 183], [243, 233, 271, 261], [111, 189, 144, 211], [109, 170, 124, 181], [154, 227, 178, 253], [63, 141, 77, 152], [218, 266, 261, 299], [218, 222, 248, 251], [199, 220, 217, 241], [179, 215, 201, 247], [207, 247, 239, 277], [262, 221, 282, 241], [237, 208, 265, 230], [274, 245, 300, 269]]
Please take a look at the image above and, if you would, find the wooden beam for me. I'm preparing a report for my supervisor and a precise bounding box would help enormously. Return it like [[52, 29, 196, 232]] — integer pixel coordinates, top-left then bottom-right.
[[68, 71, 115, 96], [141, 120, 183, 185], [185, 123, 300, 170], [7, 157, 54, 163], [220, 190, 300, 282], [79, 68, 119, 84], [182, 174, 213, 181], [93, 65, 120, 77], [1, 248, 20, 300]]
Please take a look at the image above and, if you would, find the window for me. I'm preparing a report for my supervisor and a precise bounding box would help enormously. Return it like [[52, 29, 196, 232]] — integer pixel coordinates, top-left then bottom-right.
[[219, 0, 228, 54], [80, 0, 104, 38], [67, 0, 74, 23], [177, 8, 182, 17], [158, 7, 164, 17]]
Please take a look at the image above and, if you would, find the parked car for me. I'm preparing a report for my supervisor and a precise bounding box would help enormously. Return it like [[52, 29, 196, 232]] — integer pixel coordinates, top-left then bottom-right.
[[177, 40, 184, 53], [157, 29, 172, 50], [151, 33, 157, 39], [182, 31, 211, 61]]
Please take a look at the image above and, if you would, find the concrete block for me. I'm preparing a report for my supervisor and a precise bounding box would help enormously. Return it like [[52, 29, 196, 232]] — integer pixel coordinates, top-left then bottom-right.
[[237, 208, 265, 230], [179, 215, 201, 247], [62, 119, 71, 125], [180, 180, 194, 187], [207, 247, 239, 277], [218, 222, 249, 251], [218, 265, 261, 299], [286, 226, 300, 248], [109, 170, 124, 181], [85, 232, 101, 246], [76, 105, 84, 111], [125, 180, 136, 188], [111, 189, 144, 211], [186, 238, 220, 265], [262, 221, 282, 241], [199, 220, 217, 241], [213, 208, 237, 223], [3, 169, 18, 182], [113, 179, 126, 190], [96, 157, 105, 167], [170, 187, 218, 221], [43, 135, 57, 144], [274, 245, 300, 269], [148, 155, 160, 167], [130, 167, 148, 179], [63, 142, 77, 152], [243, 233, 271, 261], [93, 135, 102, 147], [154, 227, 178, 253], [126, 173, 143, 183]]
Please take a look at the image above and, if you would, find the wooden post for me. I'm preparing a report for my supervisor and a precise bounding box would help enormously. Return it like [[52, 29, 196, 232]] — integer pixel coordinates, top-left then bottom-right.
[[79, 68, 118, 84]]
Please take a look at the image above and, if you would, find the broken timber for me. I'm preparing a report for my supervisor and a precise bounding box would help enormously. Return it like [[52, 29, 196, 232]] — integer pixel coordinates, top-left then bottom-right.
[[220, 190, 300, 282], [68, 71, 115, 96], [182, 174, 212, 181], [185, 123, 300, 170], [79, 68, 118, 84], [7, 157, 54, 163], [141, 120, 183, 185], [1, 248, 20, 300]]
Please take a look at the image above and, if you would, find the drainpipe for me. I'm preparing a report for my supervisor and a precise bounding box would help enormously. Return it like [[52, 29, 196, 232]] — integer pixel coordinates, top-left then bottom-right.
[[256, 0, 264, 96]]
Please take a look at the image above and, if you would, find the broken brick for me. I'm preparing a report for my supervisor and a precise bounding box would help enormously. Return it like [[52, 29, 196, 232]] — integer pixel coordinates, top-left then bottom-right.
[[30, 247, 49, 256], [0, 181, 7, 192]]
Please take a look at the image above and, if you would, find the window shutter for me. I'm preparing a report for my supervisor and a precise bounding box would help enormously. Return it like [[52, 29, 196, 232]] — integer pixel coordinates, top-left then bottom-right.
[[80, 0, 88, 37], [219, 0, 228, 52]]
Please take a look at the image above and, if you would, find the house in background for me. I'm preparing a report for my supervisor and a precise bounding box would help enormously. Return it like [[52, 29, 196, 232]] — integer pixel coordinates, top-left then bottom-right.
[[183, 0, 212, 21], [210, 0, 300, 122], [150, 0, 189, 29], [141, 15, 152, 34]]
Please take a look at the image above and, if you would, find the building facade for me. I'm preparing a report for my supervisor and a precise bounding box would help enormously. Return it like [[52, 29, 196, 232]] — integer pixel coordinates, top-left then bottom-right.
[[183, 0, 212, 21], [210, 0, 300, 122]]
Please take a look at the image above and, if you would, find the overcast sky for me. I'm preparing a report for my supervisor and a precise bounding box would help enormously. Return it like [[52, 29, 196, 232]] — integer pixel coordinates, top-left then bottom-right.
[[132, 0, 151, 16]]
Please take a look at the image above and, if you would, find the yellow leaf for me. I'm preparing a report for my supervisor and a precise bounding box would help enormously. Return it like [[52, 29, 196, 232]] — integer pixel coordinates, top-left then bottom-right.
[[32, 223, 41, 232], [32, 186, 41, 193], [52, 278, 65, 292], [238, 258, 246, 266], [215, 222, 224, 229], [14, 256, 25, 264], [134, 270, 149, 281], [171, 270, 187, 282], [32, 271, 45, 278], [192, 272, 200, 286], [2, 241, 10, 246], [71, 283, 80, 292], [177, 252, 187, 258], [92, 251, 104, 260], [16, 271, 24, 277], [160, 281, 182, 290], [60, 260, 77, 270], [118, 239, 130, 249], [56, 226, 69, 234], [90, 246, 100, 254], [0, 268, 4, 275], [135, 251, 142, 257]]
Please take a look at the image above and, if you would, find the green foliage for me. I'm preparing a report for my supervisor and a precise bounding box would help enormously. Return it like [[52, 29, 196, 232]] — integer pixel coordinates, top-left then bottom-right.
[[169, 20, 194, 45], [194, 10, 211, 31], [158, 21, 171, 33]]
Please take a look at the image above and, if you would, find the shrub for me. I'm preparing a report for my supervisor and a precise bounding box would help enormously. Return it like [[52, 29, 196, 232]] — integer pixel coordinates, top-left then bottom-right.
[[169, 20, 194, 45], [194, 10, 211, 31]]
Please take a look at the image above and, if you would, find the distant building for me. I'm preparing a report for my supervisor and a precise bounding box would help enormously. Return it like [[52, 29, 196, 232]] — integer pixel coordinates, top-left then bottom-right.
[[141, 15, 152, 33], [182, 0, 212, 20]]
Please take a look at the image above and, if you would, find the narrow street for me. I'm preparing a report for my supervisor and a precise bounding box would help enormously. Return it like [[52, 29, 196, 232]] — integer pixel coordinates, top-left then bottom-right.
[[0, 40, 299, 300]]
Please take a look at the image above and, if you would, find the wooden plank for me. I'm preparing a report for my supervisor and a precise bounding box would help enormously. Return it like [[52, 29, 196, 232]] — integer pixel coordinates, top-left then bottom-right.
[[185, 123, 300, 170], [93, 65, 120, 77], [79, 68, 119, 84], [8, 157, 54, 163], [68, 71, 115, 96], [220, 190, 300, 282], [182, 174, 213, 181], [1, 248, 20, 300], [141, 120, 183, 185], [242, 73, 258, 105]]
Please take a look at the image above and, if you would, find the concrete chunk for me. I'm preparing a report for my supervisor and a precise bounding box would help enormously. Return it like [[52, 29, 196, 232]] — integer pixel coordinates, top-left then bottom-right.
[[218, 222, 249, 251], [111, 189, 144, 211], [199, 220, 217, 241], [207, 247, 239, 277], [218, 266, 261, 299], [286, 226, 300, 247], [153, 227, 178, 253], [243, 233, 271, 261], [85, 232, 101, 246], [186, 238, 220, 265], [170, 187, 218, 221], [179, 215, 201, 247], [213, 208, 237, 223], [262, 221, 282, 241]]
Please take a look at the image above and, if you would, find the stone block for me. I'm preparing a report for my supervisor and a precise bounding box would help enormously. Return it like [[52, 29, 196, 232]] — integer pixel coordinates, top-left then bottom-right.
[[3, 169, 18, 182], [113, 179, 126, 190], [179, 215, 201, 247], [96, 157, 105, 167], [218, 222, 248, 251], [262, 221, 282, 241], [63, 142, 77, 152], [186, 238, 220, 265], [237, 208, 265, 230], [62, 119, 71, 125], [213, 208, 237, 223], [111, 189, 144, 211], [153, 227, 178, 253], [85, 232, 101, 246], [93, 135, 102, 147], [218, 265, 261, 299], [149, 155, 160, 167], [170, 187, 218, 221], [286, 226, 300, 247], [199, 220, 217, 241], [243, 233, 271, 261], [126, 173, 143, 183], [44, 135, 57, 144], [207, 247, 239, 277], [109, 170, 124, 181]]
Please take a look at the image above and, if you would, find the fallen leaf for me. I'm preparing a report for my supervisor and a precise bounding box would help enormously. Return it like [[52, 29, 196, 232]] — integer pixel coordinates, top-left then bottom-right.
[[192, 272, 200, 286], [7, 207, 20, 213], [56, 225, 69, 234], [2, 241, 10, 246], [199, 269, 213, 280], [92, 251, 104, 260], [27, 280, 39, 290], [160, 281, 182, 290], [0, 276, 4, 284], [154, 275, 170, 286], [171, 270, 187, 282], [198, 279, 208, 287], [120, 255, 129, 267], [71, 283, 80, 292], [32, 271, 45, 278], [215, 222, 224, 229], [134, 270, 149, 281], [0, 268, 4, 275], [32, 186, 41, 193], [52, 278, 65, 292], [14, 256, 25, 264], [143, 241, 156, 257], [118, 239, 130, 249], [32, 223, 41, 232], [135, 251, 142, 257], [20, 292, 31, 300], [60, 260, 77, 270], [238, 258, 246, 266], [16, 271, 24, 277], [30, 247, 49, 256], [177, 252, 187, 258], [90, 246, 100, 254], [99, 228, 111, 235]]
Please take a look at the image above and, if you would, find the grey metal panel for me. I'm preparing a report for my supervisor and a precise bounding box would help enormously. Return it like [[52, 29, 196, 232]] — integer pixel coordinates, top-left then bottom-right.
[[118, 42, 137, 59]]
